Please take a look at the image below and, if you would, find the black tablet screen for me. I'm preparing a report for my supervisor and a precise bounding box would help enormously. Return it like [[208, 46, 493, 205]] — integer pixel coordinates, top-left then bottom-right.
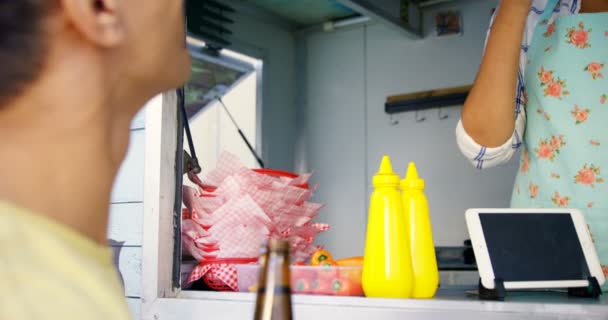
[[479, 213, 590, 282]]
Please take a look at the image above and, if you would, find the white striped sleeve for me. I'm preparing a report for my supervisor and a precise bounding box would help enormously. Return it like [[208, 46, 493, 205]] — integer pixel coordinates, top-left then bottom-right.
[[456, 106, 526, 169]]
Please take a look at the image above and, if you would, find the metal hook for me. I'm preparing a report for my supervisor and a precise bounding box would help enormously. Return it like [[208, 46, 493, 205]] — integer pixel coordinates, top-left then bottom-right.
[[415, 110, 427, 123], [389, 114, 399, 126], [438, 108, 449, 120]]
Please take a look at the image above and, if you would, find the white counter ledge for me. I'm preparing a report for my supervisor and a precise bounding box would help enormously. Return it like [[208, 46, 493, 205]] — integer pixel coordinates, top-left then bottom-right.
[[145, 287, 608, 320]]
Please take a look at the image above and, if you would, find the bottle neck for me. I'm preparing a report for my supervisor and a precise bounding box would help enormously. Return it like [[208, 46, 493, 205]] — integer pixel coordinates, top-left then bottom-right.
[[267, 250, 291, 289], [254, 247, 293, 320], [257, 249, 291, 291]]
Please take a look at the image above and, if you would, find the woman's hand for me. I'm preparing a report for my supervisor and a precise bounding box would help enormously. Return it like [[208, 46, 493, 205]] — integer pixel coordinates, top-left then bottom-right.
[[461, 0, 532, 147]]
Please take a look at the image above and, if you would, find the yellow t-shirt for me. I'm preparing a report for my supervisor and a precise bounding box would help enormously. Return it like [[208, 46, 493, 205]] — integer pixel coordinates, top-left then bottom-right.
[[0, 202, 132, 320]]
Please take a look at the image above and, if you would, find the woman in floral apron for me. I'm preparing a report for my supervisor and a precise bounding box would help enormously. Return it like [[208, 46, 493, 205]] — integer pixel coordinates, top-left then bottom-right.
[[456, 0, 608, 287]]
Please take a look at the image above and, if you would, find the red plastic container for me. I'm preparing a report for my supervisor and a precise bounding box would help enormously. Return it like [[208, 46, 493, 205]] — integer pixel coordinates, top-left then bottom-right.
[[252, 169, 310, 189], [198, 168, 309, 193]]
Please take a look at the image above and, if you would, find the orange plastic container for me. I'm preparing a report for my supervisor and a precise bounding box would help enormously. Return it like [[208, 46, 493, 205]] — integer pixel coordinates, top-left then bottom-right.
[[235, 264, 363, 296]]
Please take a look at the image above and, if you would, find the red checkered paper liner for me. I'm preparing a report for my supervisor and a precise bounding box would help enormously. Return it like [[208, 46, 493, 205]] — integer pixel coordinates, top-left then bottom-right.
[[187, 263, 238, 291], [183, 186, 224, 218], [187, 171, 215, 191], [186, 258, 259, 291], [182, 151, 330, 288], [208, 195, 271, 258], [182, 219, 218, 260]]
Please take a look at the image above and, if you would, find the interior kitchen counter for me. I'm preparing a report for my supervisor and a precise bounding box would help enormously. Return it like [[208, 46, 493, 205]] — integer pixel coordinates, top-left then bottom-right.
[[170, 286, 608, 320]]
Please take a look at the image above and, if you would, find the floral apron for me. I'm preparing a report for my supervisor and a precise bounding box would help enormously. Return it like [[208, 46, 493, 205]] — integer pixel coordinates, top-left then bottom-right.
[[511, 0, 608, 287]]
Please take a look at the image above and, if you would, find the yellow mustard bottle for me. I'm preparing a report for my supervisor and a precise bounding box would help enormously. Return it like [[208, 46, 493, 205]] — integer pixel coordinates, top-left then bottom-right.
[[401, 162, 439, 299], [362, 156, 413, 298]]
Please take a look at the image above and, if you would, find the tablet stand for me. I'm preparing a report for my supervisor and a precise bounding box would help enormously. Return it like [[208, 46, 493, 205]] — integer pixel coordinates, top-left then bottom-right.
[[568, 276, 602, 299], [478, 277, 603, 301], [478, 278, 506, 301]]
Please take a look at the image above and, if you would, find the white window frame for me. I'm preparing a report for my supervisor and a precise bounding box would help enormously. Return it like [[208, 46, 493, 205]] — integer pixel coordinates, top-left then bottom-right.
[[186, 37, 264, 155], [140, 93, 608, 320]]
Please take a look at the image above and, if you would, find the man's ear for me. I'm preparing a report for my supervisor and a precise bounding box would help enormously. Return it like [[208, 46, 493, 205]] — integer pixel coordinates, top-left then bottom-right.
[[60, 0, 125, 47]]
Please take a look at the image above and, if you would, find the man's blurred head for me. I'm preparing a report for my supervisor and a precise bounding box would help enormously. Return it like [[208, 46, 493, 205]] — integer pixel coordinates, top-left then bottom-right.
[[0, 1, 191, 244], [0, 1, 53, 107], [0, 0, 191, 113]]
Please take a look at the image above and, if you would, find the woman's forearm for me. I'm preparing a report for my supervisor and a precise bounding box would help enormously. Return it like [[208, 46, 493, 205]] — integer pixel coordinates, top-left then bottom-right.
[[462, 1, 531, 147]]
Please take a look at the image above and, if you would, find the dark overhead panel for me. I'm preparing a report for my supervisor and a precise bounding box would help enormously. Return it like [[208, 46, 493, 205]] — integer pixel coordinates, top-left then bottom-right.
[[243, 0, 356, 27], [337, 0, 422, 39], [186, 0, 235, 50]]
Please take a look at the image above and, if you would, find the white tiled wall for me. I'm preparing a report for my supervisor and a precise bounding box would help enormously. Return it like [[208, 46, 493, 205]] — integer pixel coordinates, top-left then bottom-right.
[[108, 105, 150, 319]]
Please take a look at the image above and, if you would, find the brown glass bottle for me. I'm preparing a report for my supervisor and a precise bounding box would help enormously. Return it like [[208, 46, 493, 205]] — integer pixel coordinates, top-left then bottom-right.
[[253, 240, 293, 320]]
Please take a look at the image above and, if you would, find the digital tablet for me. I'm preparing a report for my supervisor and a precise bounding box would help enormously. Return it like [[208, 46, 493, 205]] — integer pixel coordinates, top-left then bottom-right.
[[465, 209, 605, 290]]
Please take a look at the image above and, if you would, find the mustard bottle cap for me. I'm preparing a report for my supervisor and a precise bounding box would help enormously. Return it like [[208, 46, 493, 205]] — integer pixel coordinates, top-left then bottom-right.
[[373, 155, 400, 187], [401, 162, 425, 190]]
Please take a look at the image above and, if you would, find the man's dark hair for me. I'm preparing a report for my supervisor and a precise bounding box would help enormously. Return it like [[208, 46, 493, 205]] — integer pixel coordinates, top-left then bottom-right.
[[0, 1, 53, 106]]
